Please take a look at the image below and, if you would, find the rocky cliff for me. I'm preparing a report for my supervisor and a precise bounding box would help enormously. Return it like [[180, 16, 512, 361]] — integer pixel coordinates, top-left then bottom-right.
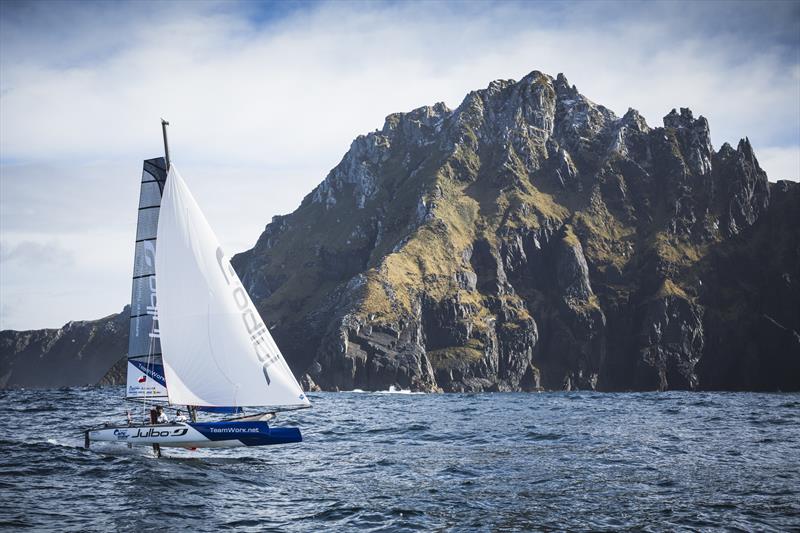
[[0, 308, 128, 388], [2, 70, 798, 391]]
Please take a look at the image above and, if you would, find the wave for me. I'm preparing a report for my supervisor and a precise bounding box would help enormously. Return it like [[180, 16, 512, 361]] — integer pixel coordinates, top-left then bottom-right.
[[3, 387, 798, 531]]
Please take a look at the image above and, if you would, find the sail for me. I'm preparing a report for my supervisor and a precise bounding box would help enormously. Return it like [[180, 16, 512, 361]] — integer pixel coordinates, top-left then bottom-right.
[[126, 158, 169, 399], [155, 165, 310, 409]]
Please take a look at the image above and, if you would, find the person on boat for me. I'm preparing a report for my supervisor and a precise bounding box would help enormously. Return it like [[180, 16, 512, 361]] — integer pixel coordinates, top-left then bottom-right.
[[155, 405, 170, 424], [174, 410, 188, 423]]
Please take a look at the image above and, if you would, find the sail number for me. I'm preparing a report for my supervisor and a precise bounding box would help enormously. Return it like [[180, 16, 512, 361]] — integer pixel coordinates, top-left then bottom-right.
[[216, 247, 280, 385]]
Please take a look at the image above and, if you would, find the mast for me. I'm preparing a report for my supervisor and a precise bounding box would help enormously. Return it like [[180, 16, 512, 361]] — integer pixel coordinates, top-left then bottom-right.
[[154, 118, 170, 458], [161, 118, 171, 170], [125, 117, 169, 404]]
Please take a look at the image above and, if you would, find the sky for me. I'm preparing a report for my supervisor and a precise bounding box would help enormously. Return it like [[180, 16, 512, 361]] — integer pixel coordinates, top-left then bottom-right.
[[1, 0, 798, 331]]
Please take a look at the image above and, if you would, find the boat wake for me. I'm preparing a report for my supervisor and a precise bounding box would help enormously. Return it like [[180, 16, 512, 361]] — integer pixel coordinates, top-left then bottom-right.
[[376, 386, 425, 395], [344, 386, 425, 395]]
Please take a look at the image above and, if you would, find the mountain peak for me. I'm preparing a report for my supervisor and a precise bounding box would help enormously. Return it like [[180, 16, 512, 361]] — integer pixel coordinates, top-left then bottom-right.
[[226, 69, 793, 394], [662, 106, 713, 175], [554, 72, 579, 97], [737, 136, 756, 161]]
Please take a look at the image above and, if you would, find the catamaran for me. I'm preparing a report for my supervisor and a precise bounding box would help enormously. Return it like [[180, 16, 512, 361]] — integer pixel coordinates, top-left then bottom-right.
[[86, 121, 310, 453]]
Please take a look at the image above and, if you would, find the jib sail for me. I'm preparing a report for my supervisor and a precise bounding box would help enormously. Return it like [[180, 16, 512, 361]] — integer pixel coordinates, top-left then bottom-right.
[[155, 165, 310, 409]]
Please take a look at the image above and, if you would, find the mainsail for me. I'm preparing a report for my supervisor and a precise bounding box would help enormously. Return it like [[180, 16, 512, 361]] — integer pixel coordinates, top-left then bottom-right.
[[155, 166, 310, 409], [126, 158, 169, 400]]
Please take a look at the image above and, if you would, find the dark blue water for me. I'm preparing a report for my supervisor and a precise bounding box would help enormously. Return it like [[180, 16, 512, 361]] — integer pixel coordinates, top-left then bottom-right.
[[0, 388, 798, 531]]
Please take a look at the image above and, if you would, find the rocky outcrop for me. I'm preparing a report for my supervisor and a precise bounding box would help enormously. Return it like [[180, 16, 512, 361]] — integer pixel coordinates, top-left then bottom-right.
[[97, 355, 127, 386], [2, 69, 798, 391], [0, 308, 128, 388], [232, 70, 798, 393], [634, 286, 703, 391], [696, 180, 800, 390]]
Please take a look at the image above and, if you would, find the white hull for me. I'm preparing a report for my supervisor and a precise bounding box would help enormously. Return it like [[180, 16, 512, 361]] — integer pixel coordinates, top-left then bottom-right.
[[88, 423, 241, 448], [86, 420, 302, 449]]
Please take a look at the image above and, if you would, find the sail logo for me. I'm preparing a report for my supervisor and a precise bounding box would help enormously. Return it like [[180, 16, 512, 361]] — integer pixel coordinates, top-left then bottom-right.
[[131, 427, 189, 438], [208, 427, 261, 434], [216, 247, 279, 386], [143, 240, 160, 339], [130, 360, 167, 386], [113, 429, 129, 440]]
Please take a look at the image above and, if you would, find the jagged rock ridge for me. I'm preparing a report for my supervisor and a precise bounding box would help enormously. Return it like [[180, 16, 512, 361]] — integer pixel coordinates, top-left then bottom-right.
[[1, 70, 798, 391], [230, 71, 798, 392]]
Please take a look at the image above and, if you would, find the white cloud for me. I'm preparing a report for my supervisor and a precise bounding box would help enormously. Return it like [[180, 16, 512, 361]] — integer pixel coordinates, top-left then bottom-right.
[[756, 146, 800, 182], [0, 229, 130, 331], [0, 240, 74, 267], [0, 0, 798, 329]]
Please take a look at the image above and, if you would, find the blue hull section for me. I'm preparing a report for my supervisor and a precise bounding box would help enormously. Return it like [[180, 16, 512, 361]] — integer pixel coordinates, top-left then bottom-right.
[[190, 421, 302, 447]]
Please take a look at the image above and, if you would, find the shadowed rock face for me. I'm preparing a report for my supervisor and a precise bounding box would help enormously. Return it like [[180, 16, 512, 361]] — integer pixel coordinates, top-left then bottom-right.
[[2, 70, 798, 391], [0, 308, 128, 388]]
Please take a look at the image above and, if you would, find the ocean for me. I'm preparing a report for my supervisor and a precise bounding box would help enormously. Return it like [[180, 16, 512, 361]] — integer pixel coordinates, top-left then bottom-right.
[[1, 388, 798, 531]]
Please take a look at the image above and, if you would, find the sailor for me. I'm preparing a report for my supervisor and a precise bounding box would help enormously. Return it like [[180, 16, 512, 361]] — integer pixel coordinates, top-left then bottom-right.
[[174, 410, 188, 423], [155, 405, 170, 424]]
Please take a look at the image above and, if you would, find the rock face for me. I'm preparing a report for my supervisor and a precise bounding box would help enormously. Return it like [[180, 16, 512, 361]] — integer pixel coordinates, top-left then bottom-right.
[[0, 308, 128, 388], [1, 70, 798, 391], [231, 72, 798, 392]]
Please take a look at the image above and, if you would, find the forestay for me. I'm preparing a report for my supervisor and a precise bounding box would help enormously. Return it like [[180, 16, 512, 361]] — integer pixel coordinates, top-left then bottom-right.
[[155, 166, 310, 409]]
